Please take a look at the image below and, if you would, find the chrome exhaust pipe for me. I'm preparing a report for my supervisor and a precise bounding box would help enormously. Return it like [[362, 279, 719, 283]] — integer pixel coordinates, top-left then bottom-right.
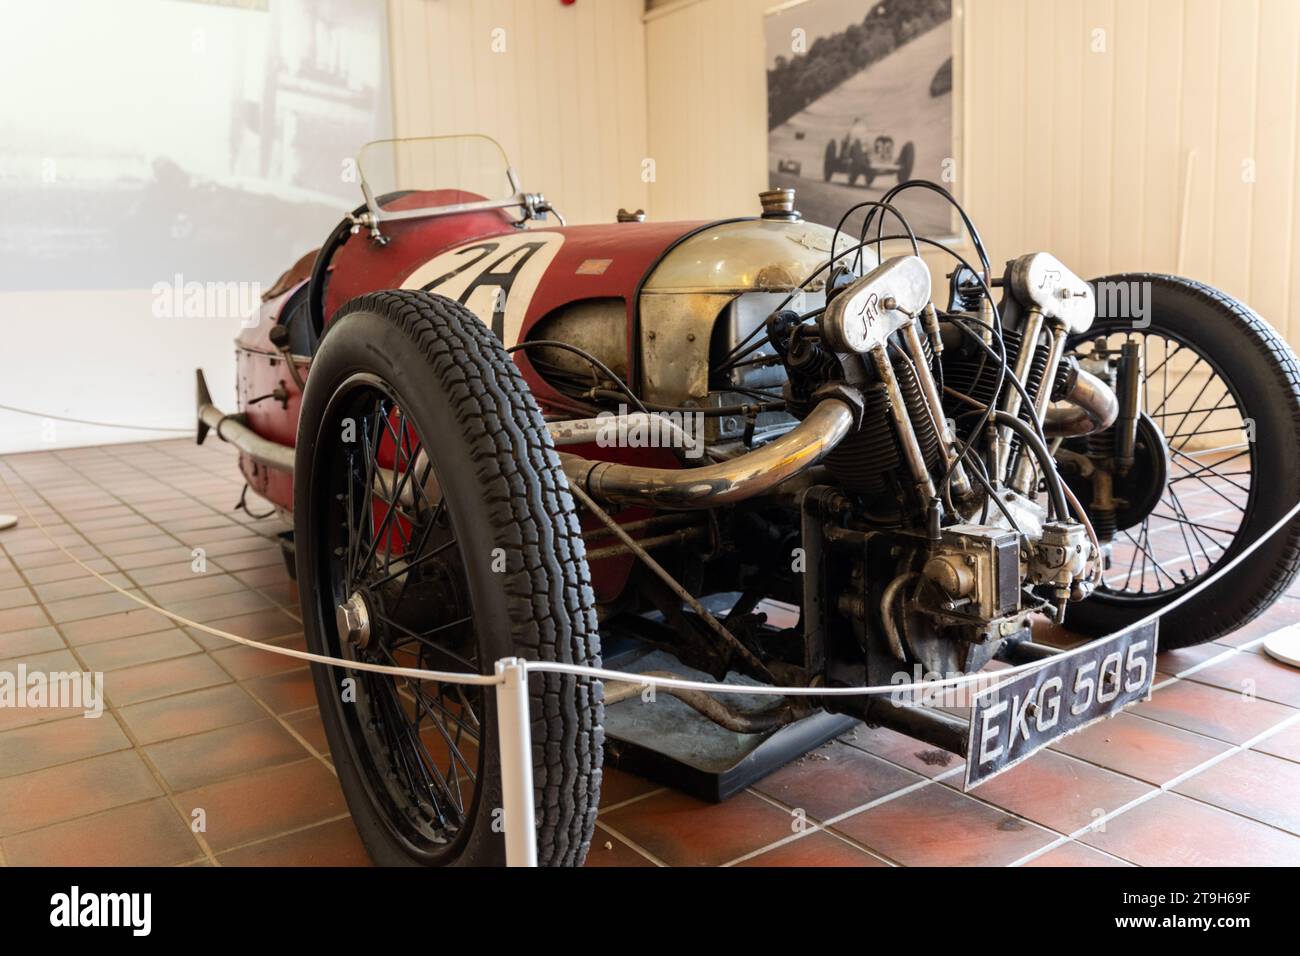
[[198, 368, 858, 512], [1043, 364, 1120, 438], [196, 370, 296, 471], [560, 398, 858, 509]]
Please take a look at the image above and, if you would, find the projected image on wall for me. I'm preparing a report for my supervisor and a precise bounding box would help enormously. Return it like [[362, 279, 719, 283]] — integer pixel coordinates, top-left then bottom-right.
[[0, 0, 391, 292]]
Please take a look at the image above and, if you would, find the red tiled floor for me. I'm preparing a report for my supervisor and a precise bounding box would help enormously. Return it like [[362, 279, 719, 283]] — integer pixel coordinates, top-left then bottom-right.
[[0, 604, 49, 634], [3, 437, 1300, 868], [145, 718, 311, 790], [1081, 793, 1300, 866], [0, 714, 131, 778], [735, 830, 887, 867], [1254, 719, 1300, 764], [0, 798, 203, 867], [75, 629, 200, 672], [216, 817, 369, 867], [0, 624, 65, 658], [61, 607, 173, 644], [832, 782, 1057, 866], [104, 653, 232, 707], [1022, 841, 1131, 867], [950, 750, 1153, 834], [1172, 749, 1300, 835], [1049, 712, 1231, 785], [840, 723, 965, 779], [584, 828, 657, 867], [1134, 678, 1297, 744], [1184, 652, 1300, 707], [175, 759, 347, 853], [210, 638, 306, 681], [142, 573, 250, 604], [0, 751, 161, 837], [600, 789, 798, 867], [596, 765, 657, 809], [283, 709, 330, 756], [115, 683, 267, 745], [753, 739, 920, 821], [243, 667, 315, 714]]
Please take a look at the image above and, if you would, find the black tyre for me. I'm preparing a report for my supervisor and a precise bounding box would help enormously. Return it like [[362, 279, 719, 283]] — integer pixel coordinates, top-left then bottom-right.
[[1066, 274, 1300, 647], [823, 139, 837, 182], [848, 140, 866, 188], [294, 289, 603, 866], [896, 141, 915, 183]]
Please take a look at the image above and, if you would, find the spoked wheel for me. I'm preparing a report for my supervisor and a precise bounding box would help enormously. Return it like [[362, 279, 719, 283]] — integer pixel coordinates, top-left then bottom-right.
[[295, 290, 603, 866], [1065, 274, 1300, 647]]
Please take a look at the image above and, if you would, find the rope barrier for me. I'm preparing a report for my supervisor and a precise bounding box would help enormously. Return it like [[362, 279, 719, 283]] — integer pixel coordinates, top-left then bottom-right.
[[5, 466, 1299, 869], [0, 402, 192, 433], [1, 470, 1298, 698]]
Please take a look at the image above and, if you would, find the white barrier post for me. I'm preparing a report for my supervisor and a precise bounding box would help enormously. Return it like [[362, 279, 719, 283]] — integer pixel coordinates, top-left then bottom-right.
[[494, 657, 538, 867]]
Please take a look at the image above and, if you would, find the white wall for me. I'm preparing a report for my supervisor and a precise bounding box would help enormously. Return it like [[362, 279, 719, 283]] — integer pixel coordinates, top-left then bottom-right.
[[0, 0, 650, 455], [0, 291, 240, 454], [386, 0, 650, 225]]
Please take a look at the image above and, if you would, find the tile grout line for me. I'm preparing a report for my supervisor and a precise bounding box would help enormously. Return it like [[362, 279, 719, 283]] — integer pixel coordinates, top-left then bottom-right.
[[719, 766, 964, 867], [740, 787, 901, 866], [0, 793, 205, 864], [0, 524, 221, 868], [18, 458, 333, 780], [1, 465, 334, 860], [1008, 706, 1300, 867], [595, 785, 666, 817], [203, 812, 357, 864], [7, 442, 1298, 868], [729, 616, 1300, 869], [592, 819, 669, 867]]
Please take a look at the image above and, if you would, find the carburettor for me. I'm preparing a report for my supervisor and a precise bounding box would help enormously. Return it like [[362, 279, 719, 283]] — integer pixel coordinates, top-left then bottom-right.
[[1028, 519, 1094, 617], [919, 524, 1024, 637]]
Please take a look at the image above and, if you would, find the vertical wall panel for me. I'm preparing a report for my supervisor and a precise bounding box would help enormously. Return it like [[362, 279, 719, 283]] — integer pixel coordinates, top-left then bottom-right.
[[1250, 0, 1300, 339], [1209, 0, 1259, 301], [1079, 0, 1116, 279], [1109, 0, 1150, 269], [387, 0, 648, 226]]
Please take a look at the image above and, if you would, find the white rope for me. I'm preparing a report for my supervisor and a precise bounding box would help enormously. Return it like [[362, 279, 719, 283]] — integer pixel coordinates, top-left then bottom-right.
[[2, 470, 1297, 699]]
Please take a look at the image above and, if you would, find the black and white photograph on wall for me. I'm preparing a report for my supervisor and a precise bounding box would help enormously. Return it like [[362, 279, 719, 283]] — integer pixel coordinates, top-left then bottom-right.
[[766, 0, 956, 236]]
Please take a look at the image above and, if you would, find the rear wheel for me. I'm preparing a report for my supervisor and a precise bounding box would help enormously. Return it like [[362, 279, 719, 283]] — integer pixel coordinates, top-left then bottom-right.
[[294, 290, 603, 866], [823, 139, 838, 182], [1066, 274, 1300, 647]]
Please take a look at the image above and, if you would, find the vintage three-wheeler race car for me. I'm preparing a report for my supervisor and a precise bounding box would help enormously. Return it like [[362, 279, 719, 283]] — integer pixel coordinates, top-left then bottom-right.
[[196, 134, 1300, 867]]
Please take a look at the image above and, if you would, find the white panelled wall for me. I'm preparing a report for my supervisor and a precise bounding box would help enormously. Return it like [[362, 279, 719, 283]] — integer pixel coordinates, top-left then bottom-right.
[[642, 0, 1300, 348], [386, 0, 650, 227]]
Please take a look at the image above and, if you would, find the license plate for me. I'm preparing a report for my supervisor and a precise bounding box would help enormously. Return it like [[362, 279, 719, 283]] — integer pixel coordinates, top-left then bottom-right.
[[964, 620, 1158, 789]]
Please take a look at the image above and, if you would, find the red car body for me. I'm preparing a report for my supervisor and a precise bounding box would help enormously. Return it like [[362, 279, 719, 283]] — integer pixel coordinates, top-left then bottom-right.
[[233, 191, 717, 599]]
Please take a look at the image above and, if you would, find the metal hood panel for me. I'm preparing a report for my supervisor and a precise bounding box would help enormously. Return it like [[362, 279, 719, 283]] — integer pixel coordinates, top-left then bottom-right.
[[640, 219, 870, 295]]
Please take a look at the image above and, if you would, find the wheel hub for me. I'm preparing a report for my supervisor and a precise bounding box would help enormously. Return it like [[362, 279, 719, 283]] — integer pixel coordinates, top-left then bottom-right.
[[336, 592, 372, 649]]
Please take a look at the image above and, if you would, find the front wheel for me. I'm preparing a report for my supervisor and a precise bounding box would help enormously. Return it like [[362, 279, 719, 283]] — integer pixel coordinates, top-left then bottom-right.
[[294, 290, 603, 866], [1065, 274, 1300, 647]]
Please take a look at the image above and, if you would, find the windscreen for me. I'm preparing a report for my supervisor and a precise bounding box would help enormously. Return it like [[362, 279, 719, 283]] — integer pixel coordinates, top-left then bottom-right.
[[357, 135, 515, 211]]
